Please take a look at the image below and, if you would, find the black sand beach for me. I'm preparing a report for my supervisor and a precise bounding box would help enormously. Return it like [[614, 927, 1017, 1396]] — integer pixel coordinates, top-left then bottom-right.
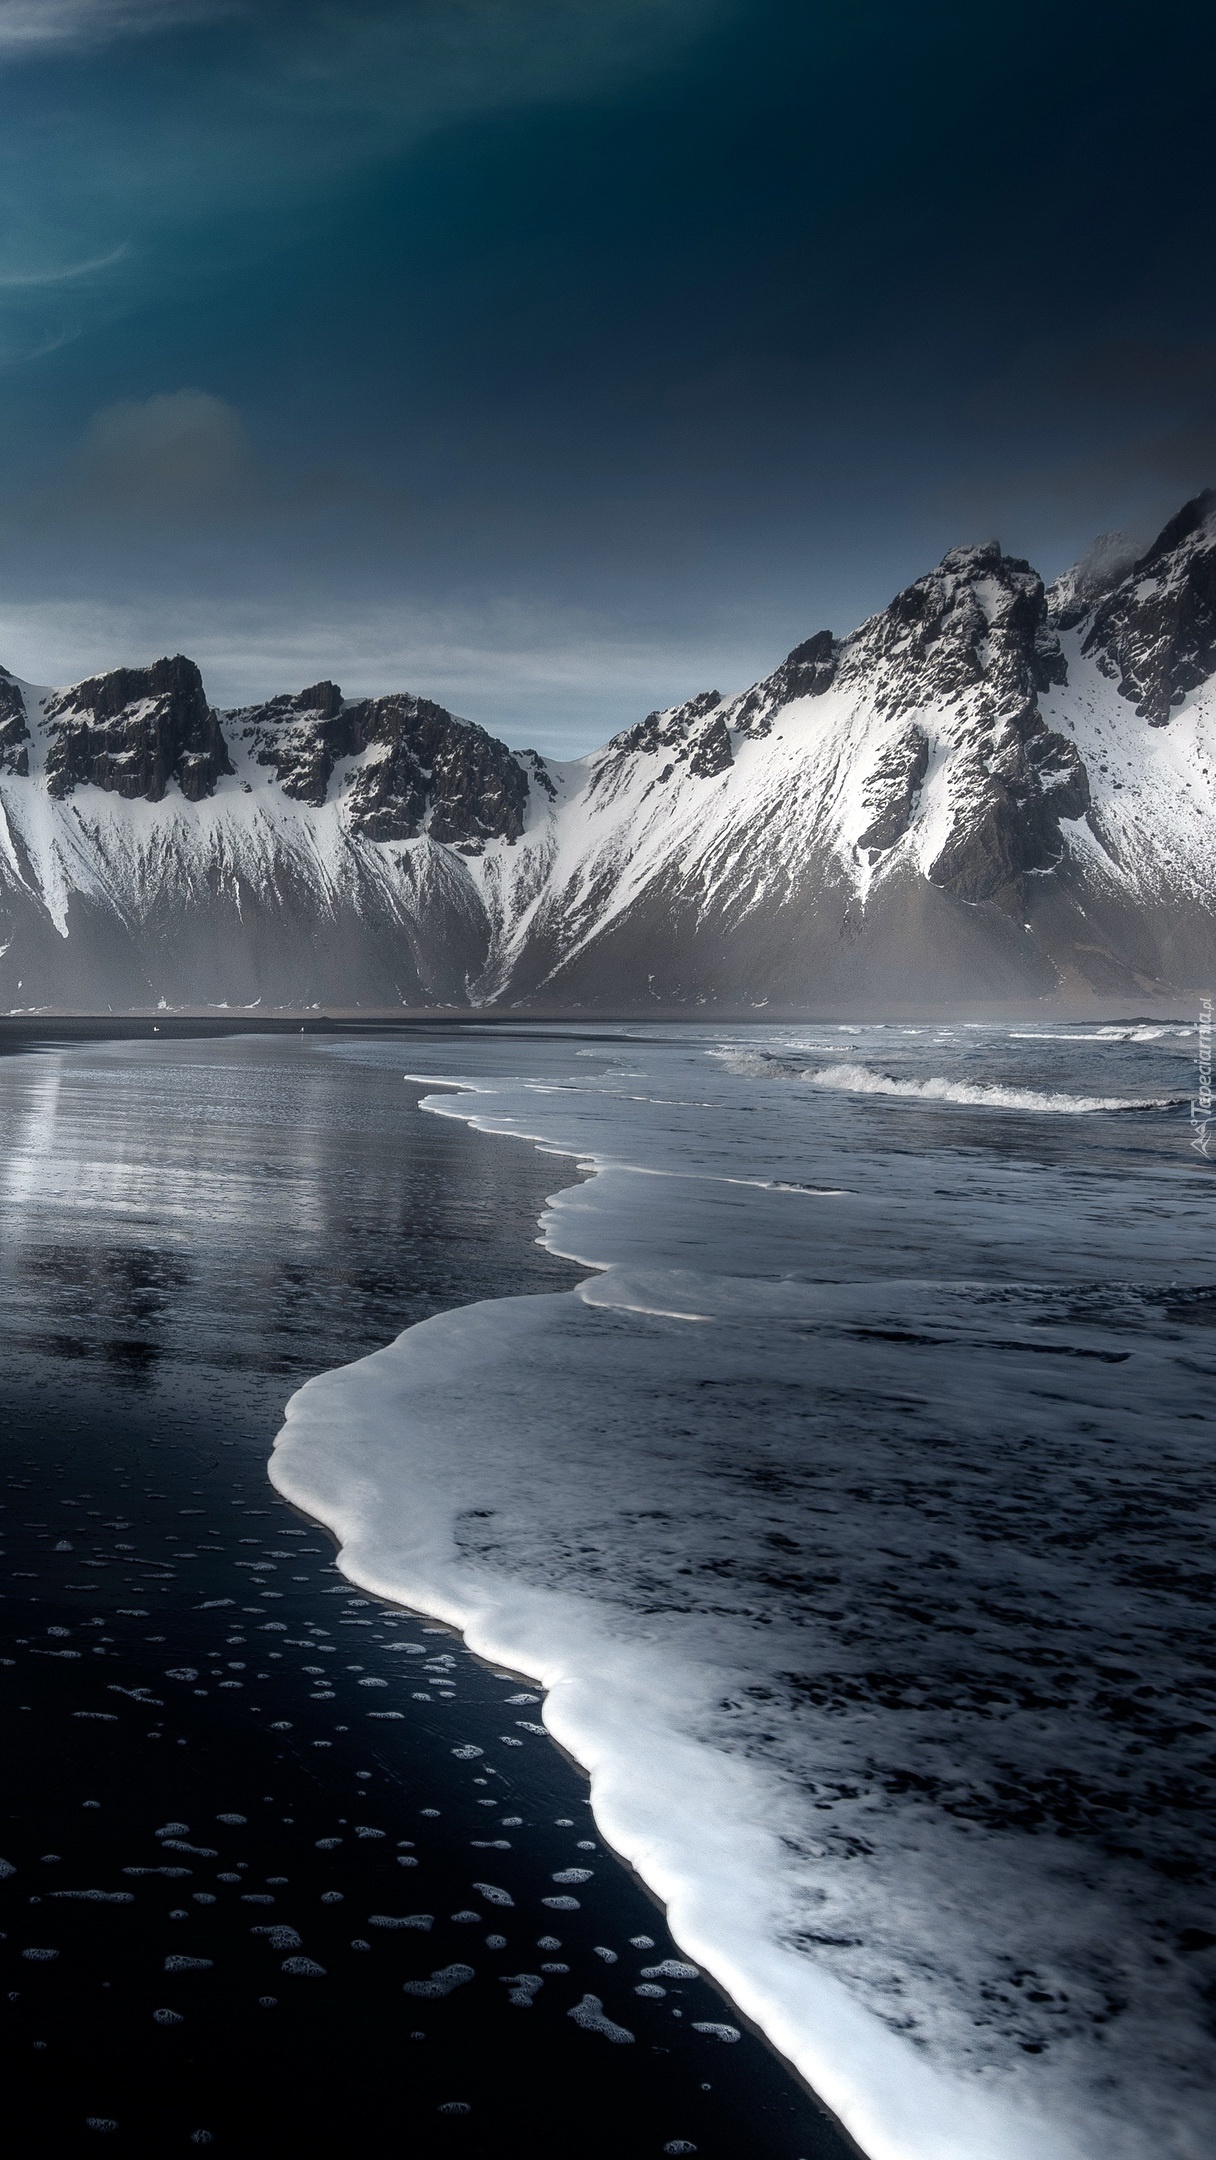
[[0, 1030, 853, 2159]]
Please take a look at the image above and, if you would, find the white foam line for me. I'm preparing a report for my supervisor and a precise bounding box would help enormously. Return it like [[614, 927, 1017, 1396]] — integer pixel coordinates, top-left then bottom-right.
[[804, 1063, 1166, 1113], [269, 1318, 1080, 2160], [271, 1078, 1096, 2160]]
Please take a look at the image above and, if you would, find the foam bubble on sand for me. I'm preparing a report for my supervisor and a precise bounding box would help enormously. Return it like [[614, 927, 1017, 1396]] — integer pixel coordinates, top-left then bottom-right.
[[568, 1994, 635, 2044], [473, 1883, 514, 1906], [403, 1963, 475, 1998], [51, 1890, 134, 1903]]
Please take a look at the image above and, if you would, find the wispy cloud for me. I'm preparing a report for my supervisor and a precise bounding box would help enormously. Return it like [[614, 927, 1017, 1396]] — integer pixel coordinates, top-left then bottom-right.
[[0, 1, 724, 376], [0, 1, 230, 56], [0, 242, 129, 287]]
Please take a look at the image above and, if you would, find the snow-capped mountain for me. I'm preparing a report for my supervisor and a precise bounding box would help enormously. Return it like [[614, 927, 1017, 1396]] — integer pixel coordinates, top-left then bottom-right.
[[2, 490, 1214, 1013]]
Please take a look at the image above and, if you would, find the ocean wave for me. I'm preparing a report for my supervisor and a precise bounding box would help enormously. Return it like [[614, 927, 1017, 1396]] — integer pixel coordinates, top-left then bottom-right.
[[805, 1063, 1168, 1113], [1010, 1027, 1195, 1044], [707, 1047, 828, 1078], [709, 1048, 1168, 1112]]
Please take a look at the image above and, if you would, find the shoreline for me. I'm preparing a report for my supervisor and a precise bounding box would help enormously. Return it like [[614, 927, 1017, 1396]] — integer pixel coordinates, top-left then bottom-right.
[[269, 1072, 1075, 2160], [0, 996, 1198, 1051]]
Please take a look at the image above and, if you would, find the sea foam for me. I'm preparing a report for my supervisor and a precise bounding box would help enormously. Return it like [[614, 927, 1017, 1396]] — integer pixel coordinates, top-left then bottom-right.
[[272, 1025, 1211, 2160]]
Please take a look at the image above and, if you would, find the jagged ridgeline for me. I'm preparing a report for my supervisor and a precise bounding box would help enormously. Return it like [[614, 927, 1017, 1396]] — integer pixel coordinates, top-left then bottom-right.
[[1, 489, 1213, 1011]]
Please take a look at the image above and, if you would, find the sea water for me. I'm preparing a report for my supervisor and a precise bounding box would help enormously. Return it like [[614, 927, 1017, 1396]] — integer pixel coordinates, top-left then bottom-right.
[[270, 1019, 1215, 2160]]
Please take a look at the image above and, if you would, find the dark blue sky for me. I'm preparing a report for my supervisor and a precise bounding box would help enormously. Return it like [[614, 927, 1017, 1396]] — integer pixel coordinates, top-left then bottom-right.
[[0, 0, 1213, 751]]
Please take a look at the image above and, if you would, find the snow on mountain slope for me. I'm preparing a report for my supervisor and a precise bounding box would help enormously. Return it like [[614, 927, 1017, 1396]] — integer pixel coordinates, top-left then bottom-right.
[[484, 493, 1215, 1009], [2, 490, 1214, 1012]]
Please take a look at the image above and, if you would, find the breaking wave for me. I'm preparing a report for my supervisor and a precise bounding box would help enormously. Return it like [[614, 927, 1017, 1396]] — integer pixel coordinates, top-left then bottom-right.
[[707, 1048, 1169, 1112], [806, 1063, 1168, 1113]]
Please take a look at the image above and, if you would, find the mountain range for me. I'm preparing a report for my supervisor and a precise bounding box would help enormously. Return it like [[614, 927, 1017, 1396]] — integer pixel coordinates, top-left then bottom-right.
[[1, 489, 1213, 1014]]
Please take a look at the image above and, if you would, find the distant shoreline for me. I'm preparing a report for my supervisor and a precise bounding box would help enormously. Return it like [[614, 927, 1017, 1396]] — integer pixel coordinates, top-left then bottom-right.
[[0, 999, 1196, 1050]]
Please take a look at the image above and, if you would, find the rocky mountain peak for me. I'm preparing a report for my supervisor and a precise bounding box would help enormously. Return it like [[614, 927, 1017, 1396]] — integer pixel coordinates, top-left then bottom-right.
[[232, 682, 534, 849], [1046, 530, 1142, 631], [0, 667, 30, 777], [234, 680, 362, 805], [794, 543, 1087, 911], [601, 690, 732, 786], [42, 655, 233, 803], [1136, 485, 1216, 569], [840, 539, 1067, 726], [1078, 486, 1216, 724], [729, 631, 839, 737]]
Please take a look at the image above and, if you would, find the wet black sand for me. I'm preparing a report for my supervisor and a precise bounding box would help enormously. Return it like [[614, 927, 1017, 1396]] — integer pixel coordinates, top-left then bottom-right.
[[0, 1033, 855, 2159]]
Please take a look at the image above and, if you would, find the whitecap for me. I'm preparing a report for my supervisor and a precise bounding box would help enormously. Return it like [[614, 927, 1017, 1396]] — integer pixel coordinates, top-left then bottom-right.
[[805, 1062, 1165, 1113]]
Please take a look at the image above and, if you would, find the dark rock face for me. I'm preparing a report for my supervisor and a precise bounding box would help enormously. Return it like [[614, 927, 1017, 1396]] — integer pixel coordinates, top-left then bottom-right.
[[927, 721, 1089, 904], [1079, 490, 1216, 724], [234, 685, 534, 848], [235, 681, 349, 804], [687, 712, 734, 778], [43, 656, 232, 803], [612, 690, 723, 758], [348, 696, 532, 849], [517, 747, 557, 801], [0, 668, 29, 777], [826, 542, 1086, 905], [856, 726, 929, 853], [732, 632, 838, 736], [600, 691, 731, 787], [841, 542, 1068, 721]]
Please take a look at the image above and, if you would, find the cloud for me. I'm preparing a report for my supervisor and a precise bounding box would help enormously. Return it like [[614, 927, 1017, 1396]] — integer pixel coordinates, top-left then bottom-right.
[[55, 389, 258, 516], [0, 243, 129, 288], [0, 322, 81, 366], [0, 1, 231, 56], [0, 0, 725, 391], [0, 583, 761, 756]]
